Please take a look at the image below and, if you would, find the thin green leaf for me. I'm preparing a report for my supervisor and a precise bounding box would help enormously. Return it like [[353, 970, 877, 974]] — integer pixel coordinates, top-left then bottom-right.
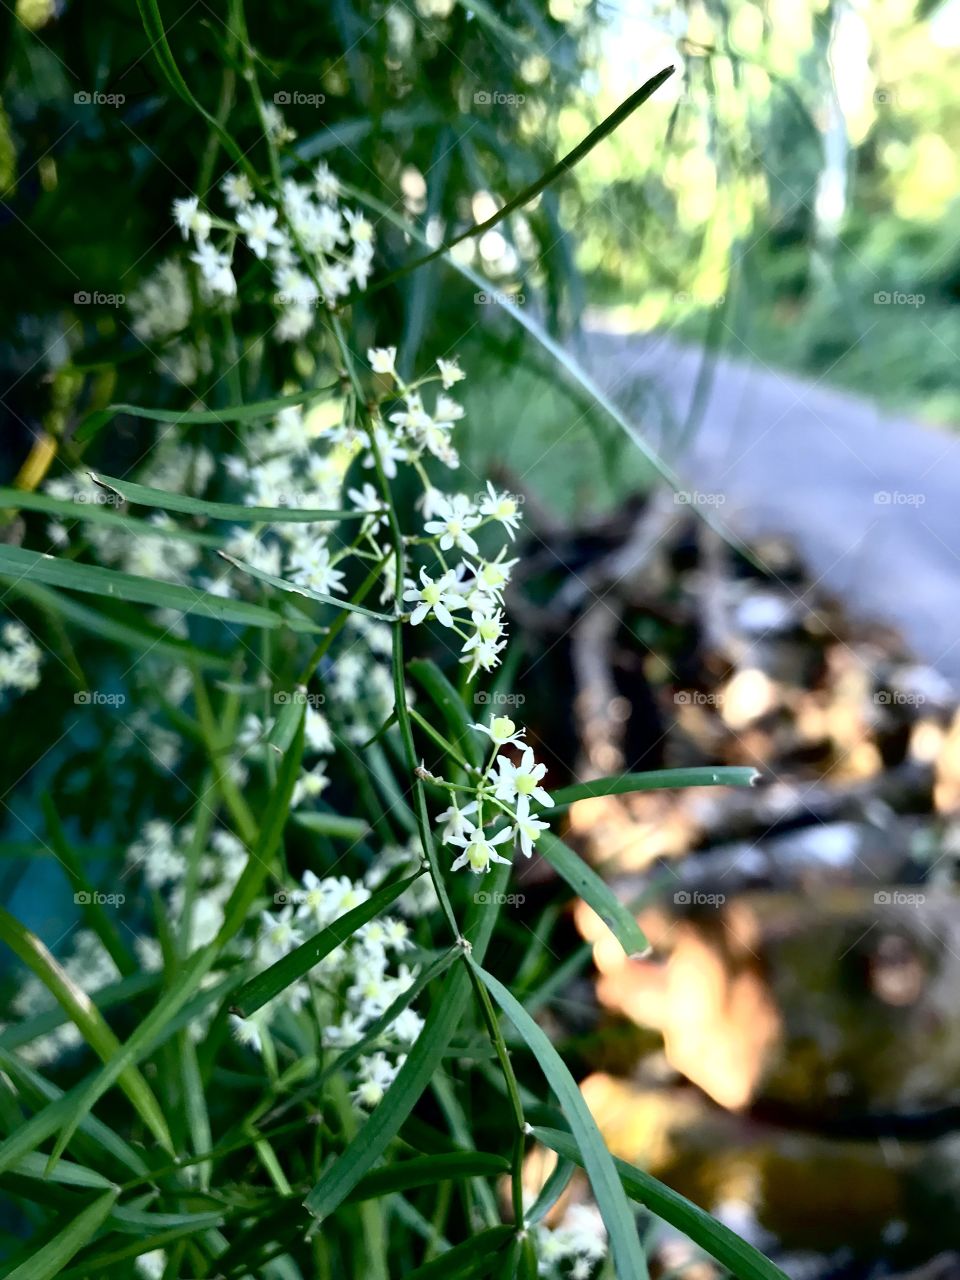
[[360, 68, 674, 298], [10, 581, 231, 671], [404, 1226, 514, 1280], [90, 471, 358, 524], [3, 1189, 116, 1280], [6, 1150, 116, 1190], [534, 1127, 789, 1280], [0, 906, 172, 1158], [218, 550, 396, 622], [536, 830, 649, 958], [549, 766, 760, 810], [346, 1152, 510, 1203], [231, 869, 422, 1017], [0, 1050, 149, 1177], [75, 380, 339, 443], [470, 961, 648, 1280], [0, 487, 220, 544], [46, 948, 227, 1169], [0, 545, 324, 634], [293, 811, 370, 840]]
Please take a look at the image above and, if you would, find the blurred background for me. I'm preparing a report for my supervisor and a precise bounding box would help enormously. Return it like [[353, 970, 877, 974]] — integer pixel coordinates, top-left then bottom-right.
[[3, 0, 960, 1275]]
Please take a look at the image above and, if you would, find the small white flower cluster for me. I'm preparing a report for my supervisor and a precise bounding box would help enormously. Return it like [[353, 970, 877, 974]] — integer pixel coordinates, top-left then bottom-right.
[[125, 821, 248, 956], [435, 714, 552, 874], [0, 620, 42, 696], [535, 1203, 607, 1279], [172, 158, 374, 341], [232, 864, 423, 1108]]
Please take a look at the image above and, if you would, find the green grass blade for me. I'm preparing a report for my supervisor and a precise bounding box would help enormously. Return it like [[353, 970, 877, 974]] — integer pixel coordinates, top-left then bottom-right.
[[346, 1151, 510, 1203], [534, 1126, 789, 1280], [536, 830, 650, 958], [549, 766, 760, 809], [2, 1188, 116, 1280], [470, 961, 648, 1280], [231, 869, 422, 1017], [74, 380, 339, 443], [362, 67, 674, 297], [218, 550, 397, 622], [90, 471, 358, 524], [10, 581, 231, 670], [0, 488, 220, 544], [403, 1226, 514, 1280], [0, 544, 324, 634], [0, 906, 173, 1159]]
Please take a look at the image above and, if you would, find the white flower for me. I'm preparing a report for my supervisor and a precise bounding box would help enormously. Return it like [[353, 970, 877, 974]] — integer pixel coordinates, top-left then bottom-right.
[[513, 795, 549, 858], [189, 241, 236, 298], [424, 494, 481, 554], [460, 610, 506, 677], [471, 548, 519, 598], [221, 172, 254, 208], [437, 356, 465, 389], [173, 196, 211, 241], [403, 567, 465, 627], [0, 621, 43, 693], [345, 208, 373, 244], [314, 161, 340, 202], [258, 905, 303, 964], [237, 202, 284, 260], [287, 543, 346, 596], [448, 822, 514, 874], [368, 346, 398, 379], [305, 706, 334, 754], [478, 480, 521, 538], [347, 482, 387, 533], [494, 746, 552, 808], [135, 1249, 168, 1279], [292, 762, 330, 807], [471, 714, 524, 748], [230, 1011, 266, 1055], [435, 797, 478, 842], [352, 1051, 402, 1108]]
